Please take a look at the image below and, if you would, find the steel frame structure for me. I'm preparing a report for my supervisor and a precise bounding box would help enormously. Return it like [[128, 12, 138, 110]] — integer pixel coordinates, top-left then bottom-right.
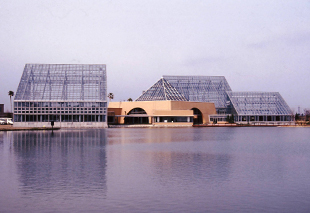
[[136, 75, 231, 114], [163, 76, 232, 108], [136, 75, 231, 107], [135, 75, 293, 124], [14, 64, 107, 125], [226, 91, 293, 122], [135, 78, 187, 101]]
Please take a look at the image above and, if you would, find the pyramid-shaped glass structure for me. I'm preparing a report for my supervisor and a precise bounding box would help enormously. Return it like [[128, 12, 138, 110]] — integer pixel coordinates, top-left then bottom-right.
[[163, 76, 232, 108], [136, 76, 232, 109], [226, 91, 292, 115], [135, 78, 187, 101]]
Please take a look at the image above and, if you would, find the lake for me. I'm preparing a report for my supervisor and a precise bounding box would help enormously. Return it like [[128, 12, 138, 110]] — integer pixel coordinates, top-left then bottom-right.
[[1, 127, 310, 212]]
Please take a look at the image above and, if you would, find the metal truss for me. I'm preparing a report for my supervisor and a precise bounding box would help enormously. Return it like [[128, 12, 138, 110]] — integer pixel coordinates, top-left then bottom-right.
[[226, 91, 292, 115], [15, 64, 107, 101], [135, 75, 292, 118], [135, 77, 187, 101], [163, 76, 232, 108], [136, 75, 232, 108]]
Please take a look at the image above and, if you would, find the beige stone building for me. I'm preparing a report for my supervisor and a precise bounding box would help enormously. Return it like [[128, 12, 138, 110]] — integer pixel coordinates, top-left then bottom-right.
[[108, 101, 216, 126]]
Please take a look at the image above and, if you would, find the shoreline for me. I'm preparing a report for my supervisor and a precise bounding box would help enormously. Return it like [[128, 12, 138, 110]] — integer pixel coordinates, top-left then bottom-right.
[[1, 124, 309, 131], [109, 124, 310, 128], [0, 126, 60, 131]]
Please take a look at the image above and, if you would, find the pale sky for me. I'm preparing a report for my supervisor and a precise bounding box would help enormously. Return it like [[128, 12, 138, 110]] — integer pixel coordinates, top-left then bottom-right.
[[1, 0, 309, 113]]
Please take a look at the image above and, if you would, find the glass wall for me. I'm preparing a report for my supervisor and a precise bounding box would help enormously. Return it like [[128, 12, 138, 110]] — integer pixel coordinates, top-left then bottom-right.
[[14, 101, 106, 123], [154, 116, 192, 123], [13, 64, 107, 125]]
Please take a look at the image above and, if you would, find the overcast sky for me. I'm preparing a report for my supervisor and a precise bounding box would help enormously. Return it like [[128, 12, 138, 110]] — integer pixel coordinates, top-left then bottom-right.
[[1, 0, 309, 112]]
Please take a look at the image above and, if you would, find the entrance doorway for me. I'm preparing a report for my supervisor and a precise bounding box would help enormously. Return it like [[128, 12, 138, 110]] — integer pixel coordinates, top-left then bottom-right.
[[191, 108, 203, 124], [124, 108, 149, 124]]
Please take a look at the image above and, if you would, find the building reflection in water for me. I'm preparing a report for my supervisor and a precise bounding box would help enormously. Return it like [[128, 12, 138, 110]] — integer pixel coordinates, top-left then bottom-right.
[[12, 129, 107, 197], [0, 132, 3, 147], [151, 152, 231, 185], [151, 128, 232, 185], [107, 128, 233, 186]]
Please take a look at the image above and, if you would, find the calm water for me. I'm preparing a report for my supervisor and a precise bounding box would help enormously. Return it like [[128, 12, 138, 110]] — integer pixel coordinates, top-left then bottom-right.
[[1, 127, 310, 213]]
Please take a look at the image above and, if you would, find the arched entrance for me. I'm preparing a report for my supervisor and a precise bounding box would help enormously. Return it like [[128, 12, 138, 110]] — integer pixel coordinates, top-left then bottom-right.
[[124, 108, 149, 124], [191, 108, 203, 124]]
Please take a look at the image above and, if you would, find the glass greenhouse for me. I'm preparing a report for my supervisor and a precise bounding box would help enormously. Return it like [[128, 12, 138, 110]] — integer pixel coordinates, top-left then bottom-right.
[[135, 78, 187, 101], [135, 75, 293, 124], [226, 91, 293, 123], [136, 76, 231, 114], [13, 64, 107, 127]]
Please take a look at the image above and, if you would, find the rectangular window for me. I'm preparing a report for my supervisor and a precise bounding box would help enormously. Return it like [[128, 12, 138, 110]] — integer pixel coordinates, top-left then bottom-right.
[[73, 115, 79, 122], [14, 115, 21, 122], [42, 115, 49, 122]]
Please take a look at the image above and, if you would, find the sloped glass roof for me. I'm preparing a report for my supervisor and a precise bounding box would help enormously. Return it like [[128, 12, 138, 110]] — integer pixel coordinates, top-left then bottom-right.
[[135, 78, 187, 101], [136, 75, 232, 107], [15, 64, 107, 101], [226, 91, 292, 115], [163, 76, 232, 108]]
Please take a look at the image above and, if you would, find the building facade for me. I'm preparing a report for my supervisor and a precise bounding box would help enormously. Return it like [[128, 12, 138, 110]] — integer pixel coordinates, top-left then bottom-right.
[[135, 75, 294, 125], [14, 64, 107, 128], [136, 76, 231, 114], [108, 101, 216, 126], [224, 91, 294, 124], [0, 104, 3, 114]]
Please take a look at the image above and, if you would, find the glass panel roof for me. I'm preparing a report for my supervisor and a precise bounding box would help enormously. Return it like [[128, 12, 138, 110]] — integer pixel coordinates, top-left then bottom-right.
[[164, 76, 232, 108], [226, 91, 292, 115], [15, 64, 107, 101], [135, 78, 187, 101], [136, 75, 231, 108]]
